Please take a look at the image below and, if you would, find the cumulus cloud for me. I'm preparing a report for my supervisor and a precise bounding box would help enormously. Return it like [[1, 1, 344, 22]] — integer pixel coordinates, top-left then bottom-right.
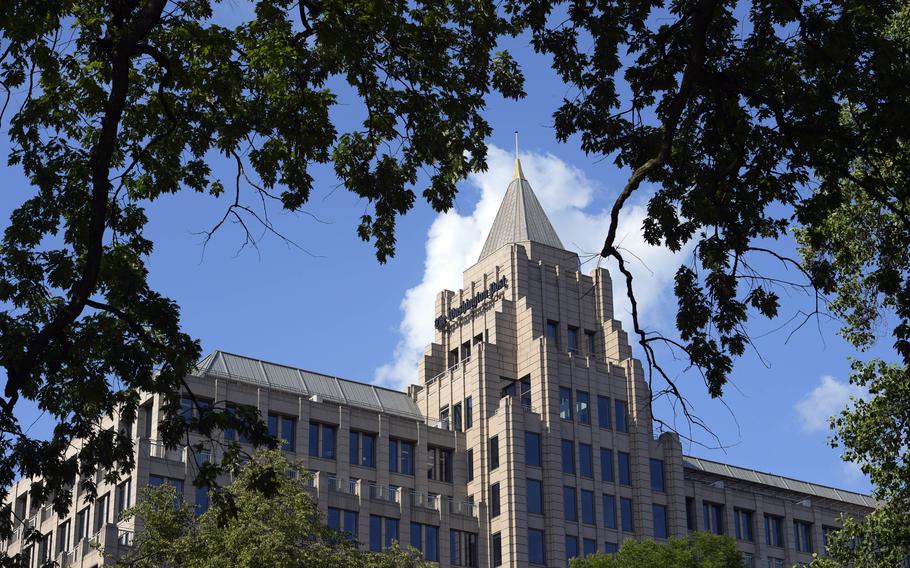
[[373, 145, 687, 389], [795, 375, 866, 433]]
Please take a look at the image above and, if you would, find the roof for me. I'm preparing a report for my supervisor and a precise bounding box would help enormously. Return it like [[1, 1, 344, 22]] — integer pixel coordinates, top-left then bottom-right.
[[478, 158, 564, 261], [194, 351, 424, 421], [683, 455, 877, 509]]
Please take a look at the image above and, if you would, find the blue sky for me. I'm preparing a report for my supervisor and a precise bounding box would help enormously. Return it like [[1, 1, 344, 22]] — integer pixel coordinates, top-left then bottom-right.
[[0, 8, 885, 495]]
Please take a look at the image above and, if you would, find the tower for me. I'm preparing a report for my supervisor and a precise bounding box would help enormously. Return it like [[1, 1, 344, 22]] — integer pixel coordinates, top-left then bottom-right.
[[413, 157, 686, 567]]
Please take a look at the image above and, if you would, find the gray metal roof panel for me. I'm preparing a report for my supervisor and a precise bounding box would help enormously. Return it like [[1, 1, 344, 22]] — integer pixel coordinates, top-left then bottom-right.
[[338, 380, 382, 409], [220, 352, 269, 386], [261, 362, 307, 394], [300, 371, 345, 401], [375, 387, 423, 419]]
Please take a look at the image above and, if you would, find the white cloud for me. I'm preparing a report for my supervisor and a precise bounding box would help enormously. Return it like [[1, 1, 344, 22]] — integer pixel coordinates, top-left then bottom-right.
[[373, 145, 687, 389], [795, 375, 866, 433], [840, 461, 867, 486]]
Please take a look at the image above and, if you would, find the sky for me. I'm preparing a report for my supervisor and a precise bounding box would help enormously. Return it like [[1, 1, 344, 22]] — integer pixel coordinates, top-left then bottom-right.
[[0, 6, 885, 495]]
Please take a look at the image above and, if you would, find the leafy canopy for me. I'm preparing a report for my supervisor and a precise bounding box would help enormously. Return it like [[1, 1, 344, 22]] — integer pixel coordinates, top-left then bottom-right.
[[113, 450, 432, 568], [569, 532, 746, 568], [0, 0, 521, 544]]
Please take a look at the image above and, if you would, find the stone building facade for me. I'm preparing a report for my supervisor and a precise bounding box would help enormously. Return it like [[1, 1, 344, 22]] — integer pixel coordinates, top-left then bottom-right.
[[3, 158, 874, 567]]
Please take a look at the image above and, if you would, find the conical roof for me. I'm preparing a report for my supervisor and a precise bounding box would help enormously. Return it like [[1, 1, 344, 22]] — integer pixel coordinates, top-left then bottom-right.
[[478, 158, 564, 261]]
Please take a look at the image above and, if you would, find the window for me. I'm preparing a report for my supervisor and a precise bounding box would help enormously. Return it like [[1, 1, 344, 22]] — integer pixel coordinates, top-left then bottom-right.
[[601, 448, 614, 482], [450, 529, 478, 567], [561, 439, 575, 474], [454, 403, 463, 432], [389, 438, 414, 475], [180, 396, 212, 432], [528, 528, 546, 565], [465, 396, 473, 429], [526, 431, 542, 467], [615, 399, 629, 432], [583, 538, 596, 557], [650, 459, 665, 492], [579, 443, 593, 477], [581, 490, 595, 525], [349, 431, 377, 467], [75, 507, 89, 542], [620, 497, 634, 532], [195, 485, 209, 516], [576, 390, 590, 424], [385, 517, 399, 548], [568, 326, 579, 353], [224, 404, 251, 443], [38, 533, 51, 564], [794, 520, 813, 553], [742, 552, 754, 568], [520, 376, 532, 408], [703, 502, 724, 535], [686, 498, 696, 530], [425, 525, 439, 562], [56, 520, 70, 553], [428, 446, 453, 482], [765, 514, 784, 547], [410, 522, 423, 554], [565, 535, 579, 567], [527, 479, 543, 514], [489, 436, 500, 470], [115, 478, 132, 518], [603, 494, 617, 529], [604, 542, 618, 555], [597, 396, 611, 429], [559, 387, 573, 420], [653, 504, 669, 538], [563, 486, 577, 521], [822, 526, 837, 555], [490, 483, 501, 518], [370, 516, 383, 552], [461, 340, 471, 361], [467, 449, 474, 481], [617, 451, 631, 485], [268, 414, 296, 452], [546, 320, 559, 346], [735, 508, 754, 541], [440, 406, 450, 429], [449, 348, 459, 368], [309, 422, 336, 459], [492, 532, 502, 567], [767, 558, 784, 568], [585, 330, 597, 354]]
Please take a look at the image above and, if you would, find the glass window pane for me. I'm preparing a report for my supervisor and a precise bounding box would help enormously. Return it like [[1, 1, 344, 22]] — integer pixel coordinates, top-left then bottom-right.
[[653, 504, 668, 538], [563, 486, 577, 521], [559, 387, 573, 420], [529, 529, 546, 565], [581, 490, 595, 524], [650, 459, 665, 492], [618, 452, 631, 485], [527, 479, 543, 515], [615, 399, 628, 432], [603, 494, 616, 529], [576, 391, 590, 423], [579, 444, 593, 477], [601, 448, 614, 482], [526, 431, 542, 467], [561, 439, 575, 474], [598, 396, 611, 429], [620, 498, 634, 532]]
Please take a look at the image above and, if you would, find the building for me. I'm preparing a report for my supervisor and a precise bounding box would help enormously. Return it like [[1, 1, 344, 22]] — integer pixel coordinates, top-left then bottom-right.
[[3, 158, 874, 567]]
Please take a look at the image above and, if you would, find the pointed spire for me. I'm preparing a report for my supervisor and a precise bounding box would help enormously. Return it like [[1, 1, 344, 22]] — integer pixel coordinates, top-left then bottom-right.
[[478, 144, 564, 261]]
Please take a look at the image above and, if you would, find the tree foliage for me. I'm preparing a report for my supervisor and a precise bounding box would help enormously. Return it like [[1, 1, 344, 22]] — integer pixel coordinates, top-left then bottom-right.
[[112, 450, 432, 568], [570, 533, 745, 568], [0, 0, 521, 545]]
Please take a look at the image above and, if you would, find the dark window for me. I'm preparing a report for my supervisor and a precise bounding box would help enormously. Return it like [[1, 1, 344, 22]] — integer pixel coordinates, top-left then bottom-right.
[[618, 451, 632, 485], [454, 403, 463, 432], [428, 446, 453, 482], [520, 376, 532, 408], [597, 396, 611, 429], [349, 431, 377, 467], [568, 326, 579, 353], [615, 399, 629, 432], [650, 459, 665, 492], [385, 518, 399, 548], [604, 542, 618, 555], [449, 348, 459, 368], [653, 504, 669, 538], [527, 479, 543, 514], [370, 515, 382, 552], [686, 498, 696, 530], [703, 503, 724, 535], [581, 490, 595, 525], [765, 515, 784, 547], [411, 522, 423, 553], [583, 538, 596, 557], [565, 535, 579, 567], [467, 449, 474, 481], [56, 521, 70, 554], [559, 387, 573, 420], [389, 438, 414, 475], [561, 439, 575, 474], [309, 423, 319, 457], [579, 443, 594, 478], [576, 390, 590, 424], [601, 448, 614, 482], [735, 509, 754, 541], [450, 529, 478, 567], [195, 485, 209, 516], [525, 431, 542, 467], [585, 330, 597, 354], [492, 532, 502, 567], [268, 414, 296, 451], [465, 396, 473, 429], [490, 483, 501, 518], [603, 494, 616, 529], [115, 478, 132, 517], [309, 422, 336, 460], [528, 529, 546, 565], [563, 486, 577, 521], [461, 340, 471, 361], [489, 436, 500, 470], [794, 520, 813, 553], [546, 320, 559, 346], [620, 497, 634, 532], [425, 525, 439, 562], [344, 510, 358, 540]]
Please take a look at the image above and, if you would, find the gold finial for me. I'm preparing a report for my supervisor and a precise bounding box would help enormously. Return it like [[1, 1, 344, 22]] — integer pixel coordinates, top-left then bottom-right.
[[513, 130, 525, 180]]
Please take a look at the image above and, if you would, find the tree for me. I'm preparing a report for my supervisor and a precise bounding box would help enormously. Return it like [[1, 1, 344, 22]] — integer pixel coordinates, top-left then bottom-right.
[[0, 0, 522, 546], [112, 450, 432, 568], [570, 533, 746, 568]]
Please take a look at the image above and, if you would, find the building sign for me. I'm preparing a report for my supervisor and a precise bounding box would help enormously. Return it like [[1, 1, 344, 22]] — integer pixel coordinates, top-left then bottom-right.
[[435, 276, 507, 330]]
